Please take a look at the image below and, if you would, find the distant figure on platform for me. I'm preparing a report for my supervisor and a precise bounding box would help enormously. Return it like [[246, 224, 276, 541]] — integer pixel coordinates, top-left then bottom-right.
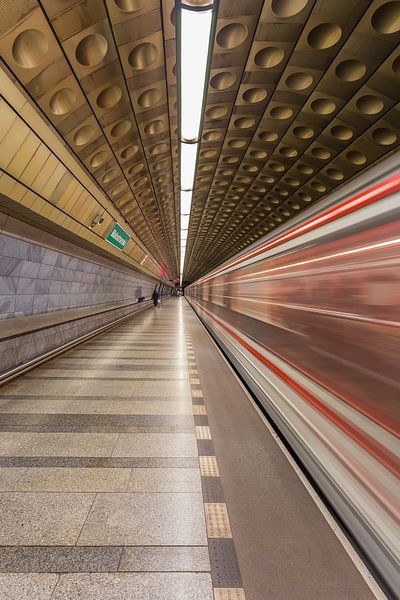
[[152, 286, 160, 309]]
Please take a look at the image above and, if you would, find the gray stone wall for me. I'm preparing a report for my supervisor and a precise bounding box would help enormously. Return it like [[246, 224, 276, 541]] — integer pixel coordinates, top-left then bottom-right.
[[0, 232, 154, 320], [0, 214, 160, 375]]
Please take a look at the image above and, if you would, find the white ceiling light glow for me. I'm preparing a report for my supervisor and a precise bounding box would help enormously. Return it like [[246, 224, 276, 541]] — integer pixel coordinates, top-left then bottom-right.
[[177, 0, 217, 285]]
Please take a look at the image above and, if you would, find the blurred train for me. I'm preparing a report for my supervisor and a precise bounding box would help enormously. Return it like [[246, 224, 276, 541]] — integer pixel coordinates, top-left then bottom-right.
[[186, 154, 400, 597]]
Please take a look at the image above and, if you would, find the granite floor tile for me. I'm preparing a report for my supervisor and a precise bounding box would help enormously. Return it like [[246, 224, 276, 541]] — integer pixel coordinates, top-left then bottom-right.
[[112, 433, 198, 457], [15, 433, 119, 456], [0, 573, 59, 600], [0, 398, 135, 415], [5, 467, 132, 492], [1, 380, 191, 397], [0, 492, 94, 545], [0, 399, 73, 414], [0, 546, 122, 573], [77, 492, 207, 545], [119, 546, 210, 572], [126, 468, 201, 492], [0, 433, 33, 456], [130, 400, 194, 415], [0, 467, 27, 490], [52, 573, 213, 600], [28, 369, 188, 379]]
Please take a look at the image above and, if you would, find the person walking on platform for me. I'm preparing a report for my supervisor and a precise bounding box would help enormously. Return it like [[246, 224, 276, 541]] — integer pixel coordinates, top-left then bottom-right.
[[151, 286, 160, 309]]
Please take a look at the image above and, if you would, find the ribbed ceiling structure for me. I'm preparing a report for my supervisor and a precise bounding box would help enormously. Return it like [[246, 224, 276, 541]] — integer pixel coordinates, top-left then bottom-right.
[[1, 0, 399, 284]]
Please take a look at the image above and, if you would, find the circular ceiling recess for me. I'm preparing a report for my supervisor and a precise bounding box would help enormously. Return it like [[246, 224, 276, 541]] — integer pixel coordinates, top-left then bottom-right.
[[144, 119, 164, 134], [280, 146, 298, 157], [128, 42, 158, 69], [299, 192, 312, 202], [259, 131, 279, 141], [90, 151, 107, 168], [138, 88, 161, 108], [254, 46, 284, 68], [293, 126, 314, 139], [307, 23, 342, 49], [234, 117, 256, 129], [228, 139, 247, 148], [49, 88, 77, 115], [121, 144, 138, 159], [271, 0, 308, 18], [12, 29, 48, 69], [311, 98, 336, 114], [335, 59, 366, 81], [110, 120, 132, 137], [286, 72, 313, 90], [250, 150, 268, 159], [217, 23, 248, 49], [297, 164, 314, 174], [114, 0, 145, 11], [111, 183, 126, 197], [102, 169, 118, 184], [312, 147, 331, 159], [285, 177, 300, 186], [327, 168, 344, 180], [149, 143, 168, 154], [356, 95, 384, 114], [311, 181, 326, 192], [96, 86, 122, 109], [223, 156, 240, 164], [243, 88, 268, 103], [128, 162, 144, 176], [206, 106, 228, 119], [203, 130, 222, 141], [372, 127, 398, 145], [73, 125, 95, 146], [331, 125, 353, 140], [210, 71, 236, 90], [201, 149, 218, 157], [371, 1, 400, 34], [269, 162, 285, 172], [270, 106, 293, 119], [346, 150, 367, 165], [75, 34, 108, 67], [243, 165, 258, 172]]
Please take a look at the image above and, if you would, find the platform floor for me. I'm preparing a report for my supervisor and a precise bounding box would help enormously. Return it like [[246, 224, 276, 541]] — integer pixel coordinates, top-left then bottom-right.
[[0, 298, 376, 599]]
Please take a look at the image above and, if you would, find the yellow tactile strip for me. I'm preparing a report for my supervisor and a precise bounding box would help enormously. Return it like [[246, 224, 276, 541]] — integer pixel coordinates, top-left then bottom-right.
[[204, 503, 233, 539], [186, 330, 244, 596], [199, 456, 220, 477], [214, 589, 246, 600], [196, 426, 212, 440]]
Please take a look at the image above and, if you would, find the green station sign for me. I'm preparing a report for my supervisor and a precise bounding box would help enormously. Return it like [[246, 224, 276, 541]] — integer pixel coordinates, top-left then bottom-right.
[[105, 223, 131, 251]]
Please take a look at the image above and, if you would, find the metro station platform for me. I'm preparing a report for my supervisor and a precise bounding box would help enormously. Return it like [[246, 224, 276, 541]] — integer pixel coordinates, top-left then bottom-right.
[[0, 298, 379, 600]]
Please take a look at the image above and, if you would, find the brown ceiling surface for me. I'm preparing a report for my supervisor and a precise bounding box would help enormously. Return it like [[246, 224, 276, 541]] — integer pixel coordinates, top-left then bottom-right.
[[1, 0, 400, 284]]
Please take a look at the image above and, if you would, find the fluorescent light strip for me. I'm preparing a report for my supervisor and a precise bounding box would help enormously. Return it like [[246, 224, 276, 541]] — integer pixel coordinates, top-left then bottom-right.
[[178, 1, 215, 285], [180, 6, 213, 143], [180, 142, 198, 191]]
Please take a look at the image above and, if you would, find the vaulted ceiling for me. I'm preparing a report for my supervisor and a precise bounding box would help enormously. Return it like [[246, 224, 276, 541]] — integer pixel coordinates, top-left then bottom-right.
[[1, 0, 399, 284]]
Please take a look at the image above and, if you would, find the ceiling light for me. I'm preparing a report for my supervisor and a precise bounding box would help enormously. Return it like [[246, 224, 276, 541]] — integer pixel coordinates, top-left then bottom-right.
[[177, 0, 217, 284], [180, 141, 198, 191]]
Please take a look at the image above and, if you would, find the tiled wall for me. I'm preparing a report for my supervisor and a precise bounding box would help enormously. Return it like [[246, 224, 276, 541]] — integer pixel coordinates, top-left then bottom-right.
[[0, 300, 150, 374], [0, 232, 155, 320], [0, 214, 159, 374]]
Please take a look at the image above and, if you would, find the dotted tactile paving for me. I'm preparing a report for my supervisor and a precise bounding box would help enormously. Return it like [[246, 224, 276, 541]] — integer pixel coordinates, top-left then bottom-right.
[[193, 405, 207, 415], [196, 425, 212, 440], [202, 476, 225, 503], [192, 397, 205, 405], [189, 369, 198, 375], [209, 540, 243, 587], [213, 588, 246, 600], [199, 455, 219, 477], [192, 389, 203, 398], [190, 378, 201, 385], [205, 503, 232, 538]]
